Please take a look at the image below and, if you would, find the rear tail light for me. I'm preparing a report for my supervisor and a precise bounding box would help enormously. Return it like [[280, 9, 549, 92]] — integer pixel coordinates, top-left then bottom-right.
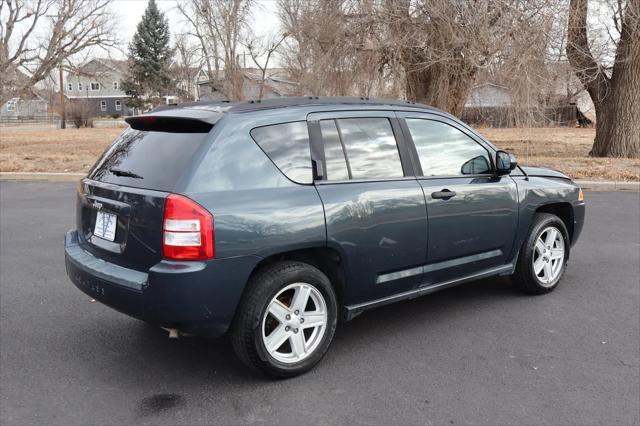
[[162, 194, 214, 260]]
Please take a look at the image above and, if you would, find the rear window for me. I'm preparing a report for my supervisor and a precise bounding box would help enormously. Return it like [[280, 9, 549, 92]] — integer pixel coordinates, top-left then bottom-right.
[[88, 128, 208, 191], [250, 121, 312, 184]]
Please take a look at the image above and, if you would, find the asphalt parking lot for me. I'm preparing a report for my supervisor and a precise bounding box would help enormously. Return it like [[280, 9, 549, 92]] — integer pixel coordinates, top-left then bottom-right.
[[0, 181, 638, 425]]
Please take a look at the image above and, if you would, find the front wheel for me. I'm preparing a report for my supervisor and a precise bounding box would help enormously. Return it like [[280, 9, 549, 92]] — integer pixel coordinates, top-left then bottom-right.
[[230, 261, 338, 378], [513, 213, 570, 294]]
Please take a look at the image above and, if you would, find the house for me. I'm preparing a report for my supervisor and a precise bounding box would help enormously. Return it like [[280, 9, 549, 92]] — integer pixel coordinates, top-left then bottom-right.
[[0, 90, 49, 120], [0, 66, 49, 120], [197, 68, 298, 101], [65, 58, 133, 117], [464, 83, 513, 108]]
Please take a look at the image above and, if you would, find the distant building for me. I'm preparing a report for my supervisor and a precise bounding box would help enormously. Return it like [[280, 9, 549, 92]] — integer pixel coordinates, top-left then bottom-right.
[[65, 58, 133, 117], [0, 66, 49, 120], [0, 90, 49, 120], [464, 83, 513, 108], [197, 68, 299, 101]]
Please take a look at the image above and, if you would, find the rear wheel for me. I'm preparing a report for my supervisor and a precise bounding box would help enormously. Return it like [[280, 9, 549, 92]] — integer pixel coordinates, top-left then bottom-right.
[[231, 261, 338, 378], [513, 213, 570, 294]]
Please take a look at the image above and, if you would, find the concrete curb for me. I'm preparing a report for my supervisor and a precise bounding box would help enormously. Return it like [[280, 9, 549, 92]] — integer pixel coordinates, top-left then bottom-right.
[[1, 172, 638, 191], [0, 172, 85, 182], [575, 180, 640, 191]]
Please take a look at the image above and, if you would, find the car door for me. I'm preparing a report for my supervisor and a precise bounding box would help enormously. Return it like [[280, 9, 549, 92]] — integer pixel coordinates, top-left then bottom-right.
[[308, 111, 428, 305], [397, 112, 519, 286]]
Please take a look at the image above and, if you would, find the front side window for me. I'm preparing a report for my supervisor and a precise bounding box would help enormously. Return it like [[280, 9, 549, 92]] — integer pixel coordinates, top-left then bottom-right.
[[90, 82, 100, 91], [250, 121, 312, 184], [115, 100, 122, 111], [6, 101, 16, 112], [78, 82, 83, 91], [113, 81, 119, 90], [100, 100, 107, 111], [405, 119, 491, 176], [67, 82, 73, 91], [333, 117, 404, 180]]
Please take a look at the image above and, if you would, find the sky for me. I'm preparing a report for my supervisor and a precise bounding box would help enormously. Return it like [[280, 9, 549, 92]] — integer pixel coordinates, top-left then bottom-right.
[[110, 0, 281, 59]]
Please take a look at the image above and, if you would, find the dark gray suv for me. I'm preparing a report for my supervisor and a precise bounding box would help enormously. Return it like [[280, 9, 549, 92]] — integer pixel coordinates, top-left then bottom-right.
[[65, 97, 585, 377]]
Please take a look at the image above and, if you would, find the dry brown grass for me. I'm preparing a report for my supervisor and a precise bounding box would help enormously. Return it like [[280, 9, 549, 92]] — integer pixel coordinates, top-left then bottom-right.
[[477, 127, 639, 181], [1, 125, 638, 181], [0, 126, 123, 173]]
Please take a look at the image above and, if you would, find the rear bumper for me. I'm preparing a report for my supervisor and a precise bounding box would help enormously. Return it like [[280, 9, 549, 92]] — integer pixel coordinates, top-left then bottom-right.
[[64, 230, 260, 337]]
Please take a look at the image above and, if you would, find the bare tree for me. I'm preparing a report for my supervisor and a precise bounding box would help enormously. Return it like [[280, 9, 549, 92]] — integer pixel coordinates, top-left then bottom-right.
[[178, 0, 253, 100], [0, 0, 118, 105], [176, 0, 220, 95], [246, 31, 287, 99], [567, 0, 639, 158], [172, 34, 201, 101]]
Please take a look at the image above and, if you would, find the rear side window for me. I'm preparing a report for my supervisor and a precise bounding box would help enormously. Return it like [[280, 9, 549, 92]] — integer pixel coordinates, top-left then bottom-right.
[[251, 121, 312, 184], [319, 120, 350, 181], [405, 119, 491, 176], [88, 128, 209, 191], [323, 117, 403, 180]]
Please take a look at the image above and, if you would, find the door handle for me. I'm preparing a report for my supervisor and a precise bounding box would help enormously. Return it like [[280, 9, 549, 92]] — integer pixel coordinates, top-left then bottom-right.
[[431, 189, 457, 200]]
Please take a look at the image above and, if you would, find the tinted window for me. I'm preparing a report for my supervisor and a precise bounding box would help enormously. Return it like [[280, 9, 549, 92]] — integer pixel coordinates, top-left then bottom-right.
[[405, 119, 491, 176], [335, 118, 403, 179], [319, 120, 349, 181], [88, 128, 208, 191], [251, 121, 312, 184]]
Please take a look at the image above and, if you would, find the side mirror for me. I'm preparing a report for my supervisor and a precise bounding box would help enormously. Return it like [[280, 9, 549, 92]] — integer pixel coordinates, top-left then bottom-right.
[[495, 150, 517, 175]]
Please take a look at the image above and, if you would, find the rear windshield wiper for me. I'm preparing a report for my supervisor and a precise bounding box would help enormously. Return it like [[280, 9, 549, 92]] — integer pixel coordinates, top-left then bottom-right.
[[109, 168, 143, 179]]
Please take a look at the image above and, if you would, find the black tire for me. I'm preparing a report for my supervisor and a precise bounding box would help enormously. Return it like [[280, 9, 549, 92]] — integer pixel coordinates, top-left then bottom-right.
[[230, 261, 338, 378], [512, 213, 570, 294]]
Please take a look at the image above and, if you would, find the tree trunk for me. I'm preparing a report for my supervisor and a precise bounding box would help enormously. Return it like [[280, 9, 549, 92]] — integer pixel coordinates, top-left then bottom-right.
[[591, 52, 640, 157], [405, 61, 476, 116], [567, 0, 640, 158]]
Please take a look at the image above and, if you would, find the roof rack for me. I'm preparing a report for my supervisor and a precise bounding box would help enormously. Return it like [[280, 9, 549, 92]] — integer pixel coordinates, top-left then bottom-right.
[[151, 96, 438, 115]]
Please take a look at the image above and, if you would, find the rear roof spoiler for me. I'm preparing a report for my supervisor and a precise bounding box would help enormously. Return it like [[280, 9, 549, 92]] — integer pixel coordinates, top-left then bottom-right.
[[125, 108, 225, 133]]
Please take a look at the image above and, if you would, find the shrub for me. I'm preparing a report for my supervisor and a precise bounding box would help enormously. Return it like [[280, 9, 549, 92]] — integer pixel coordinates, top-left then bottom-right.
[[66, 100, 94, 128]]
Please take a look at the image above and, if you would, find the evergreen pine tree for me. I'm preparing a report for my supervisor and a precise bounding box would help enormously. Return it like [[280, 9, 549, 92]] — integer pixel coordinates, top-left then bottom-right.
[[122, 0, 173, 109]]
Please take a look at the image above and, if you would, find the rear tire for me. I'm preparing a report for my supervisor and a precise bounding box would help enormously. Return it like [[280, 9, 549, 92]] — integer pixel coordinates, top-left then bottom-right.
[[230, 261, 338, 378], [513, 213, 570, 294]]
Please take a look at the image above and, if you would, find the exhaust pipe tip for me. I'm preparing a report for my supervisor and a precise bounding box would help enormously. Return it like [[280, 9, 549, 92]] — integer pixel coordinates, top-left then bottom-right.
[[161, 327, 180, 339]]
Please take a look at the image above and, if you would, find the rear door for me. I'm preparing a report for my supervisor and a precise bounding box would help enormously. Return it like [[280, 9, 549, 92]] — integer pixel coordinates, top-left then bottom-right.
[[78, 126, 211, 271], [308, 111, 427, 305], [397, 112, 518, 285]]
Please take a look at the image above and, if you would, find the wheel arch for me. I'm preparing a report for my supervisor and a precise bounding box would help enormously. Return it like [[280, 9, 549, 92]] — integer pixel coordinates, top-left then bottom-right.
[[247, 247, 348, 307], [535, 202, 574, 241]]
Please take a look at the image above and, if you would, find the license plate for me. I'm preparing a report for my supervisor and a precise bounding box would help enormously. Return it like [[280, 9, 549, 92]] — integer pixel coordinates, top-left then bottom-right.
[[94, 211, 117, 241]]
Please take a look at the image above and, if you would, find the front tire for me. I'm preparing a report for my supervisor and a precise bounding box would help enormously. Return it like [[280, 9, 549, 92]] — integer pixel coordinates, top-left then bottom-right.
[[230, 261, 338, 378], [513, 213, 570, 294]]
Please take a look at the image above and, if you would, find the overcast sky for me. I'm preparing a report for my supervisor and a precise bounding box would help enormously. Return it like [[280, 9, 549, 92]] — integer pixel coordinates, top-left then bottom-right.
[[111, 0, 281, 59]]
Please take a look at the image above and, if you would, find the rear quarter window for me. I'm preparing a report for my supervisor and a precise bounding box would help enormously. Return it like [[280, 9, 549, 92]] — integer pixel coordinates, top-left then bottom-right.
[[88, 128, 209, 191], [250, 121, 312, 184]]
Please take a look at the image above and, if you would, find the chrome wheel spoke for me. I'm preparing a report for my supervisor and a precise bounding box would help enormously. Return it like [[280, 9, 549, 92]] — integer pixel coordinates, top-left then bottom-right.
[[289, 332, 306, 357], [268, 299, 290, 323], [535, 240, 546, 255], [545, 228, 558, 247], [533, 257, 545, 275], [543, 262, 553, 283], [301, 312, 325, 329], [291, 285, 311, 313], [550, 249, 564, 260], [265, 325, 289, 352]]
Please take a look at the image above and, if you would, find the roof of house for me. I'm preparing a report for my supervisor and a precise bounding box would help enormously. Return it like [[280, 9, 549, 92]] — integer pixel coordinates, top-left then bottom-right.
[[75, 58, 128, 75]]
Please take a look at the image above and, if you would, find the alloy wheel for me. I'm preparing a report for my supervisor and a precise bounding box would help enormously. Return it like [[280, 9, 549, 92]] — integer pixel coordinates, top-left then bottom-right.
[[261, 283, 328, 364], [532, 226, 565, 286]]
